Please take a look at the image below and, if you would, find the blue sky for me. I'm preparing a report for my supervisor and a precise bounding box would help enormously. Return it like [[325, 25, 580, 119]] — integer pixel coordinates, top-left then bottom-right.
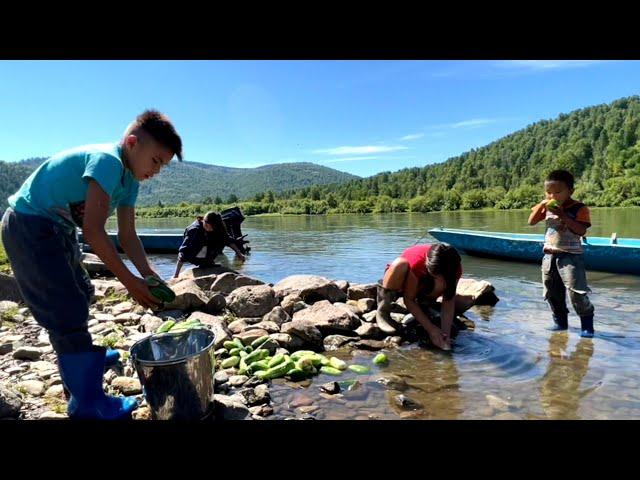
[[1, 60, 639, 177]]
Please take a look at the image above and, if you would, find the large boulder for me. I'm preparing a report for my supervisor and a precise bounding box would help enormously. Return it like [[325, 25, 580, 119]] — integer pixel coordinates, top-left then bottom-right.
[[347, 283, 378, 301], [210, 272, 264, 295], [262, 306, 290, 326], [178, 265, 236, 281], [280, 321, 323, 351], [227, 285, 277, 318], [164, 279, 208, 311], [272, 275, 347, 304], [185, 311, 232, 349], [292, 300, 361, 335], [456, 278, 499, 306], [204, 293, 226, 314]]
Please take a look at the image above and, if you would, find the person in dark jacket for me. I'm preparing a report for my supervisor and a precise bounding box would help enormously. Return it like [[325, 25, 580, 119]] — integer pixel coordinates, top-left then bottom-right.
[[173, 211, 246, 278]]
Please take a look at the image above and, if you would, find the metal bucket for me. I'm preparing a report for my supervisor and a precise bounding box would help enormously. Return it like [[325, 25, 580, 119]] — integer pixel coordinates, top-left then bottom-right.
[[130, 329, 216, 420]]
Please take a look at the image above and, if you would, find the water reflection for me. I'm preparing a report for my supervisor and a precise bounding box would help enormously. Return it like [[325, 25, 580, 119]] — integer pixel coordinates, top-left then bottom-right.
[[540, 334, 595, 419]]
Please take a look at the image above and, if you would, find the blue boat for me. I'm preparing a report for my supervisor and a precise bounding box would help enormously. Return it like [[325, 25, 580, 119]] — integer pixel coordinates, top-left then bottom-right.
[[79, 232, 184, 253], [428, 227, 640, 276]]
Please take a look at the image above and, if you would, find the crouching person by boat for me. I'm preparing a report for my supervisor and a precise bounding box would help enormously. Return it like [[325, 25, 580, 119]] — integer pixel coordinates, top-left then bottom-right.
[[377, 243, 475, 351], [173, 211, 246, 278]]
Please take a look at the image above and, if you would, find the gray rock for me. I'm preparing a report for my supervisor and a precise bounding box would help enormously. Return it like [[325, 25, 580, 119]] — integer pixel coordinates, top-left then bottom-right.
[[16, 380, 46, 396], [347, 283, 378, 301], [320, 381, 341, 394], [323, 334, 359, 351], [238, 317, 263, 325], [334, 280, 349, 293], [355, 323, 386, 340], [253, 384, 270, 404], [228, 375, 249, 387], [269, 333, 303, 350], [227, 285, 278, 318], [0, 341, 14, 355], [292, 301, 308, 313], [111, 301, 135, 316], [228, 319, 250, 334], [248, 404, 273, 417], [394, 394, 423, 410], [280, 294, 302, 315], [214, 371, 229, 386], [139, 314, 164, 333], [273, 275, 347, 304], [0, 386, 23, 418], [262, 306, 291, 326], [234, 329, 269, 346], [357, 298, 376, 313], [281, 321, 323, 350], [94, 313, 117, 322], [164, 279, 208, 311], [204, 293, 226, 314], [189, 273, 219, 291], [214, 394, 250, 420], [243, 321, 280, 334], [114, 312, 142, 325], [292, 300, 361, 334], [111, 377, 142, 395], [13, 347, 42, 361], [353, 339, 389, 351], [289, 393, 314, 408], [374, 374, 409, 391], [210, 272, 264, 295], [44, 384, 65, 399]]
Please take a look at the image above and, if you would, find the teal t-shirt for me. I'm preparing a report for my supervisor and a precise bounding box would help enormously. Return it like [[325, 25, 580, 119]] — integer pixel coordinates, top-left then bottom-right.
[[8, 143, 139, 232]]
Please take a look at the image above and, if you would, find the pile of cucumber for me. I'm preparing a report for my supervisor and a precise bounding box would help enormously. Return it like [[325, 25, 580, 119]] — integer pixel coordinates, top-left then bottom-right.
[[155, 318, 206, 334], [216, 335, 389, 381]]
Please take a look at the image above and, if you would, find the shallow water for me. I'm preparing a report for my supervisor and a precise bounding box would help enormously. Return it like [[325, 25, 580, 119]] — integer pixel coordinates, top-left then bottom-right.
[[109, 208, 640, 419]]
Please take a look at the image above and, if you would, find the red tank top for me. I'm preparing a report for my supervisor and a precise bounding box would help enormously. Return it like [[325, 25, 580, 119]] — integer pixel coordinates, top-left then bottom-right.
[[400, 244, 463, 282]]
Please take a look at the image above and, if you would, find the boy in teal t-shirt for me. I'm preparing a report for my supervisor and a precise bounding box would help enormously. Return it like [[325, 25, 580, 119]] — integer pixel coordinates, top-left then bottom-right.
[[1, 110, 183, 420]]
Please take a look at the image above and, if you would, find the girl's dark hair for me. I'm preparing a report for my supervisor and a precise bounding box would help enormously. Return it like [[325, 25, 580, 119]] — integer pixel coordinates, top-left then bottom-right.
[[426, 243, 462, 300], [202, 211, 229, 238]]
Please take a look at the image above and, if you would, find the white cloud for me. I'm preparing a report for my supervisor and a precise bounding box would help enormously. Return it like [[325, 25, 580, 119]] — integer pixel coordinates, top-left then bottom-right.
[[451, 118, 497, 129], [399, 133, 424, 141], [494, 60, 605, 71], [321, 156, 379, 163], [312, 145, 408, 155]]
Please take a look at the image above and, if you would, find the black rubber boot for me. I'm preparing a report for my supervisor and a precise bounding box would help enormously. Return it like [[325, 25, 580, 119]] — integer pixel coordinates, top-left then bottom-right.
[[375, 285, 403, 334]]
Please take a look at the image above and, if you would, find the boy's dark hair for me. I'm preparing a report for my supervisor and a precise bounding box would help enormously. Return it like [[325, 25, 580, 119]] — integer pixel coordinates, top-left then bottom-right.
[[426, 243, 462, 300], [132, 109, 183, 162], [546, 169, 574, 189]]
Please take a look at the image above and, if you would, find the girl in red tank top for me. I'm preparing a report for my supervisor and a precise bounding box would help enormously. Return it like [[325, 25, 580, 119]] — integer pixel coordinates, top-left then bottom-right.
[[378, 243, 466, 351]]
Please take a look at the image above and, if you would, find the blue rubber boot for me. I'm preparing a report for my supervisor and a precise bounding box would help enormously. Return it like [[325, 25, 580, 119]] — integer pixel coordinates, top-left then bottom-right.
[[58, 347, 138, 420], [547, 314, 568, 331], [580, 315, 595, 338], [104, 348, 120, 367]]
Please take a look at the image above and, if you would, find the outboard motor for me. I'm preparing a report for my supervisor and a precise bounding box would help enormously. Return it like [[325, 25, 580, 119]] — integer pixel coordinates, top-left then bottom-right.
[[221, 207, 251, 255]]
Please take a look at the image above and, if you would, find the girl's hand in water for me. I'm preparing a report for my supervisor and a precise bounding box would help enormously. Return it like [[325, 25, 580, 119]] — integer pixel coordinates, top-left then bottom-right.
[[426, 325, 448, 350]]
